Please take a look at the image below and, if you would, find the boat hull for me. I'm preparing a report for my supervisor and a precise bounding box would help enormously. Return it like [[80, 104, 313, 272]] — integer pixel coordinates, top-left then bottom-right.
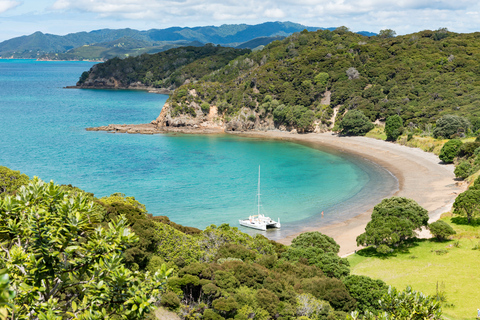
[[239, 218, 281, 231]]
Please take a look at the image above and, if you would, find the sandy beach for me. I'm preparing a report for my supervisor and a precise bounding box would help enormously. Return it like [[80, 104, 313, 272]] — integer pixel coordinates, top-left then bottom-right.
[[235, 131, 466, 256]]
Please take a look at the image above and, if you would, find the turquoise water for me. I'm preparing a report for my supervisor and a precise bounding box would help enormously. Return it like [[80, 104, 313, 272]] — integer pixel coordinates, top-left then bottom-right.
[[0, 59, 397, 238]]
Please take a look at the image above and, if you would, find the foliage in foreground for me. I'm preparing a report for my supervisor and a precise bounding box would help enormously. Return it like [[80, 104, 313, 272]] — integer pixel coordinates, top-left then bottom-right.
[[348, 286, 442, 320], [0, 178, 172, 319]]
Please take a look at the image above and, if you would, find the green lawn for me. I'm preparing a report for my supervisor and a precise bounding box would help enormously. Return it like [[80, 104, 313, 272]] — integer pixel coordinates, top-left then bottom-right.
[[348, 218, 480, 320]]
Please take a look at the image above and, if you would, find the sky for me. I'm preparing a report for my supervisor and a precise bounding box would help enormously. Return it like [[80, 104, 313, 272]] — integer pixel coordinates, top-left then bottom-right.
[[1, 0, 480, 42]]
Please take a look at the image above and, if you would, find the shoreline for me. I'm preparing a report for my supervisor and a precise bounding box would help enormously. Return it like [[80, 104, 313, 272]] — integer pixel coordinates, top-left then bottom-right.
[[85, 124, 466, 256], [233, 131, 466, 256]]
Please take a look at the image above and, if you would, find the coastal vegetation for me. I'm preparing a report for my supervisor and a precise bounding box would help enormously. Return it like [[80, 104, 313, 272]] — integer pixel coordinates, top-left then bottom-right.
[[77, 45, 251, 90], [79, 27, 480, 134], [0, 166, 450, 319]]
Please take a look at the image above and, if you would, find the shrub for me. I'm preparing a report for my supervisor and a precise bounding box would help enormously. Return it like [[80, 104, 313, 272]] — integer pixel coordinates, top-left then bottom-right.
[[201, 102, 210, 114], [428, 221, 456, 241], [385, 115, 404, 141], [458, 142, 480, 158], [433, 115, 470, 139], [439, 139, 462, 163], [0, 166, 30, 196], [314, 72, 330, 88], [160, 291, 181, 310], [338, 110, 374, 136], [454, 161, 472, 179]]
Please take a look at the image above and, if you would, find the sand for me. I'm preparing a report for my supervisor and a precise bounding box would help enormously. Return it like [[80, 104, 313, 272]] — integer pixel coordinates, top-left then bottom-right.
[[235, 131, 467, 256]]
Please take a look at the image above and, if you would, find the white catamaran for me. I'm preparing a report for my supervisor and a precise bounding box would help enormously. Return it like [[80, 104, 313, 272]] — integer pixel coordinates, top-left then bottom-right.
[[239, 166, 281, 231]]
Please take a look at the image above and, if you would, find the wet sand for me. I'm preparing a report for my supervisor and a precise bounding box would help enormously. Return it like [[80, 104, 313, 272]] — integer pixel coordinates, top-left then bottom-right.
[[235, 131, 466, 256]]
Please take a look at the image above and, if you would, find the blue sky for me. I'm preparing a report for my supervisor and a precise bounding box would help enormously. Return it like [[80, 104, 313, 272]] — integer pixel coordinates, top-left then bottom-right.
[[1, 0, 479, 41]]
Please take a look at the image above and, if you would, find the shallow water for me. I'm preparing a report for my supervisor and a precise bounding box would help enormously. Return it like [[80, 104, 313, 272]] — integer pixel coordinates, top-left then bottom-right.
[[0, 59, 398, 238]]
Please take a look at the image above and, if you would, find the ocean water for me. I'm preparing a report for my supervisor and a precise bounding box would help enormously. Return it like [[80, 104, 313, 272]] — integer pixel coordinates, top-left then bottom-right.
[[0, 59, 398, 238]]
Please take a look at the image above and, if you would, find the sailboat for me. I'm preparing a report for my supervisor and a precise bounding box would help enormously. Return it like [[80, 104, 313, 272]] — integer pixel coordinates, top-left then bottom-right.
[[239, 166, 281, 231]]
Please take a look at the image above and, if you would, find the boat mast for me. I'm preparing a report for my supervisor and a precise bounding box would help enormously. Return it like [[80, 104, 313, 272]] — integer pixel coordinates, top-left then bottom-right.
[[258, 165, 261, 216]]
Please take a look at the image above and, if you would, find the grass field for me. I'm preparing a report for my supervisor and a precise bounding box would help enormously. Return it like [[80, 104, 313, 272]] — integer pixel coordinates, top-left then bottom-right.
[[348, 216, 480, 320]]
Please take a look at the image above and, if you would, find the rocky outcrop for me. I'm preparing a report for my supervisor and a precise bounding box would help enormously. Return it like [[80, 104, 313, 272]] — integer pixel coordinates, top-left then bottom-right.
[[67, 77, 172, 94]]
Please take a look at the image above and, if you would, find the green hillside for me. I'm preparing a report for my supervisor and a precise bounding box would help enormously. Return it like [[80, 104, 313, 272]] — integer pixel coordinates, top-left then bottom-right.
[[77, 45, 251, 89], [162, 28, 480, 130]]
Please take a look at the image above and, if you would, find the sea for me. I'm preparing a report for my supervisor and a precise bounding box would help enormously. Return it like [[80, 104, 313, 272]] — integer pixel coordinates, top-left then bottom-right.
[[0, 59, 398, 239]]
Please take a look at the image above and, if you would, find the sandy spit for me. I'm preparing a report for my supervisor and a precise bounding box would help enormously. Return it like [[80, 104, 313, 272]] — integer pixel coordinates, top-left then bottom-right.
[[234, 131, 466, 256]]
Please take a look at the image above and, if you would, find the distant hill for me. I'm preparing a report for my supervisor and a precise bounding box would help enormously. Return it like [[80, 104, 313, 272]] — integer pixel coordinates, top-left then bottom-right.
[[0, 22, 376, 60]]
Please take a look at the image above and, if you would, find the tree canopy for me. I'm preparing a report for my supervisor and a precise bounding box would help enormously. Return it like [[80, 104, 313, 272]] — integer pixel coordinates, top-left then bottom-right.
[[338, 110, 374, 136], [357, 197, 429, 252], [0, 178, 172, 319], [385, 115, 403, 141], [453, 189, 480, 223], [439, 139, 463, 163], [433, 115, 470, 139]]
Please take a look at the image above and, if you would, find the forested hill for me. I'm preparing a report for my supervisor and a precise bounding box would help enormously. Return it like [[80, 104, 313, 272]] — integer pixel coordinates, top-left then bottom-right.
[[76, 45, 251, 90], [154, 28, 480, 132], [0, 21, 321, 59]]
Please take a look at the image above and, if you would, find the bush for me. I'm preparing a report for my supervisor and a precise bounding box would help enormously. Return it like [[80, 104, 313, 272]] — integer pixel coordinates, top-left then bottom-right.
[[454, 161, 472, 179], [385, 115, 404, 141], [201, 102, 210, 114], [338, 110, 374, 136], [439, 139, 462, 163], [458, 142, 480, 158], [428, 221, 456, 241], [160, 291, 181, 310], [433, 115, 470, 139]]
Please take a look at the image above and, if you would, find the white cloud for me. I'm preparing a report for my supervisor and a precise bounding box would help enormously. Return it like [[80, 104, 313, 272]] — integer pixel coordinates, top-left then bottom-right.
[[0, 0, 21, 13], [264, 8, 286, 19]]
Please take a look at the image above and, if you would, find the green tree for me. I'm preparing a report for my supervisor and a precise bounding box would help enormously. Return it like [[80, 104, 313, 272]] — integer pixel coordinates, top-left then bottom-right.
[[428, 221, 456, 241], [343, 275, 388, 313], [454, 161, 472, 179], [0, 178, 172, 319], [439, 139, 462, 163], [314, 72, 330, 88], [453, 189, 480, 223], [290, 232, 339, 254], [378, 29, 396, 38], [385, 115, 403, 141], [283, 232, 349, 278], [338, 110, 374, 136], [0, 166, 29, 196], [433, 115, 470, 139], [357, 197, 429, 251]]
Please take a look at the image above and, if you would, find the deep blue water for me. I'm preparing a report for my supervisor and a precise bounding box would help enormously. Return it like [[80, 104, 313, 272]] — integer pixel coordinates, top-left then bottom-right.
[[0, 59, 397, 238]]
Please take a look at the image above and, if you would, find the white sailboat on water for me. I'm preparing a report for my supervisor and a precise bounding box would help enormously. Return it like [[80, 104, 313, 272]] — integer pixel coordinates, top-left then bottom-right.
[[239, 166, 281, 231]]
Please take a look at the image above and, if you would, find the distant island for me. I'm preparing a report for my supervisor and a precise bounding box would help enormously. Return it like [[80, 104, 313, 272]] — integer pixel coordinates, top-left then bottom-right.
[[0, 21, 374, 61]]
